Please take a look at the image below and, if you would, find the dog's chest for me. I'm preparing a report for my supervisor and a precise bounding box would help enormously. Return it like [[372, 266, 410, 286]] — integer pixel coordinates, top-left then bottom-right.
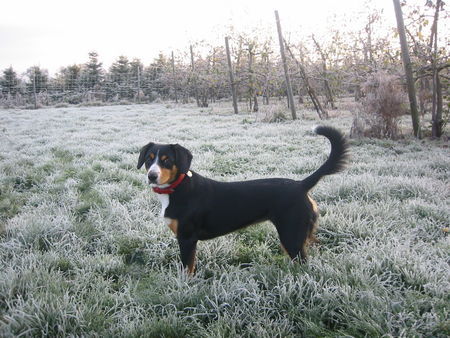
[[156, 194, 169, 218]]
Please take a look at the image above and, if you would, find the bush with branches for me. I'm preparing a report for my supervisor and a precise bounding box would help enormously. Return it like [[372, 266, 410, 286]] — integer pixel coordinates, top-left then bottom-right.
[[351, 71, 408, 139]]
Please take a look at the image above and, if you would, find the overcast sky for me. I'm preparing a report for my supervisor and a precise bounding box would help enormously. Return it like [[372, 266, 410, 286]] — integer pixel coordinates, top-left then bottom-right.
[[0, 0, 425, 75]]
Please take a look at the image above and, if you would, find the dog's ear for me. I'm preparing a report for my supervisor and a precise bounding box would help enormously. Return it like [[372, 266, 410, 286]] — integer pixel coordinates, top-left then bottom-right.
[[172, 144, 193, 174], [137, 142, 155, 169]]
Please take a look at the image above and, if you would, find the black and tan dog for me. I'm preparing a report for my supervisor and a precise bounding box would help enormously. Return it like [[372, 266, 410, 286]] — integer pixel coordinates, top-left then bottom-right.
[[137, 126, 348, 274]]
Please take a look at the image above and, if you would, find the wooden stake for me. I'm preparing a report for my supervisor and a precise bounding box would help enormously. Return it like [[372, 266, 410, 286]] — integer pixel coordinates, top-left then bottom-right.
[[393, 0, 420, 137], [275, 10, 296, 120]]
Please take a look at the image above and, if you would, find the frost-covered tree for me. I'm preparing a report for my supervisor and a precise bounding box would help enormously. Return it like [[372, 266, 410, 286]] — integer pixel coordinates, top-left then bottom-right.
[[110, 56, 129, 83], [1, 67, 20, 95], [56, 64, 82, 92], [143, 53, 171, 99], [25, 66, 48, 94], [82, 51, 103, 90]]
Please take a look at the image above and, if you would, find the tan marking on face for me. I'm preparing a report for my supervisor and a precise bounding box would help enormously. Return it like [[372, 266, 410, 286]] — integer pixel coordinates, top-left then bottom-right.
[[159, 165, 179, 185], [167, 218, 178, 235], [160, 155, 168, 161], [149, 153, 155, 160]]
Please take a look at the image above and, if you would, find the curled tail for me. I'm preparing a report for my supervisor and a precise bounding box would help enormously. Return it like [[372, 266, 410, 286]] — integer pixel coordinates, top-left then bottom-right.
[[301, 126, 349, 191]]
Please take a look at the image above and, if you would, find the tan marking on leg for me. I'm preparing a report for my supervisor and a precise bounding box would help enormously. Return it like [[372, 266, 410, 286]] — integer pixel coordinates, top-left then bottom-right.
[[307, 194, 318, 213], [307, 194, 320, 246], [167, 218, 178, 235], [187, 250, 196, 275], [308, 234, 320, 245]]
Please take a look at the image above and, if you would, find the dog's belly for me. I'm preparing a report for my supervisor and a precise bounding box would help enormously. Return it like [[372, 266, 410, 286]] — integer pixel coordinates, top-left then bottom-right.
[[197, 200, 271, 239], [198, 215, 269, 240]]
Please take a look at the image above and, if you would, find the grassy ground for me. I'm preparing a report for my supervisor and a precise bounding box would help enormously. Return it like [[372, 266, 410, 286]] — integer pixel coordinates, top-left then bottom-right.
[[0, 102, 449, 337]]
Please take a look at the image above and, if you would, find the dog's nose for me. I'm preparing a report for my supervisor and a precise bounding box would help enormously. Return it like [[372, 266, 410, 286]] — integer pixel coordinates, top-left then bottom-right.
[[148, 172, 158, 183]]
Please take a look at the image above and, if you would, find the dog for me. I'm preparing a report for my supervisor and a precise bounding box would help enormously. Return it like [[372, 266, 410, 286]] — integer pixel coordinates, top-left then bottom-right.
[[137, 126, 348, 274]]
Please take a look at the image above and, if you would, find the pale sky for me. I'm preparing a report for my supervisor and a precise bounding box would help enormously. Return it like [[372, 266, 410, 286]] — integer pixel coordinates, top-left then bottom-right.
[[0, 0, 425, 75]]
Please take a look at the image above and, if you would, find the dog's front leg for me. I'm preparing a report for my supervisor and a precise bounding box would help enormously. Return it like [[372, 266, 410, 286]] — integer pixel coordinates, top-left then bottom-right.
[[177, 235, 198, 275]]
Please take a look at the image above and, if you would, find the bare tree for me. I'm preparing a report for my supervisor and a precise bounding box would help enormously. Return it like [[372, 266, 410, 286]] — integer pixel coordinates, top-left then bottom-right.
[[285, 44, 328, 120], [225, 37, 238, 114], [247, 41, 259, 112], [190, 45, 201, 107], [428, 0, 445, 137], [311, 35, 336, 109], [171, 52, 178, 103]]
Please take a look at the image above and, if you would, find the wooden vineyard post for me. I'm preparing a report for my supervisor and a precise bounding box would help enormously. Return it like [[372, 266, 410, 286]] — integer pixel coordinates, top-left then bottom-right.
[[275, 10, 296, 120], [393, 0, 420, 137]]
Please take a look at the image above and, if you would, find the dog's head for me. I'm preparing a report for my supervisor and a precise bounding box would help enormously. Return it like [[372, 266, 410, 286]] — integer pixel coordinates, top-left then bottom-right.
[[137, 143, 192, 185]]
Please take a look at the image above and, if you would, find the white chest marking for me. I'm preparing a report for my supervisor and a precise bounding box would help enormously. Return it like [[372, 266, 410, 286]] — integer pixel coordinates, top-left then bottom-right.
[[156, 194, 169, 218]]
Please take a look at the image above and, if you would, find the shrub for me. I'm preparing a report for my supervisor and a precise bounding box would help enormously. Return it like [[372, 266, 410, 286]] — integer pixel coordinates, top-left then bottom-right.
[[261, 111, 287, 123], [66, 94, 84, 105], [351, 71, 407, 139]]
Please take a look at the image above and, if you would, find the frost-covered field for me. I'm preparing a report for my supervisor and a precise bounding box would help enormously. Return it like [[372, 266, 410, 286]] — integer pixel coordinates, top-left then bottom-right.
[[0, 103, 449, 337]]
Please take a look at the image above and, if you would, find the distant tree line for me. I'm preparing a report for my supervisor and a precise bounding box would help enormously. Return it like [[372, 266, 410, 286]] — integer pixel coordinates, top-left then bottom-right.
[[0, 2, 448, 135]]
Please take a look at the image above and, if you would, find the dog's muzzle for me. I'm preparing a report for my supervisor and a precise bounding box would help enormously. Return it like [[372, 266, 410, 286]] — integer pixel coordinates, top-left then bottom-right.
[[148, 171, 159, 184]]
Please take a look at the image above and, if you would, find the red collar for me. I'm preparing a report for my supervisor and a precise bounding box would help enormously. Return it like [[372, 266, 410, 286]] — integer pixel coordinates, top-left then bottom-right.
[[152, 174, 186, 194]]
